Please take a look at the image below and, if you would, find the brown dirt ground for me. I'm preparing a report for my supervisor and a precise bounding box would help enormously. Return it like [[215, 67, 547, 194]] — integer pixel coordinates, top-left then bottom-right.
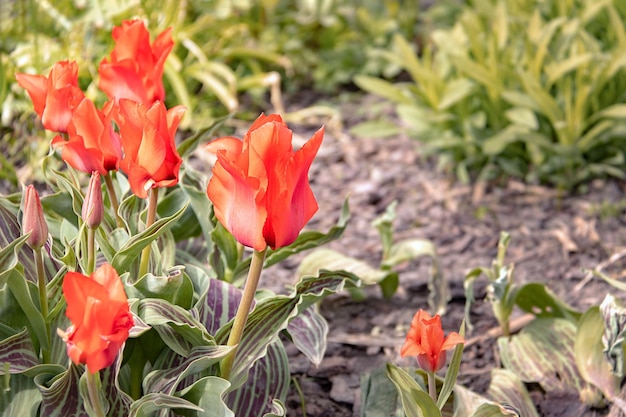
[[262, 94, 626, 417]]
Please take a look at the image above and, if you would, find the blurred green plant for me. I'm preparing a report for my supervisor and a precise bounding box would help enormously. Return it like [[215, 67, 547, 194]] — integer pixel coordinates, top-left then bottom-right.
[[355, 0, 626, 190], [296, 201, 448, 313]]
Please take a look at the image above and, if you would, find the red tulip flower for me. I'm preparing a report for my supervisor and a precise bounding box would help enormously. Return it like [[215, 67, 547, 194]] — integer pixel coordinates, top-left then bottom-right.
[[60, 264, 133, 373], [51, 98, 122, 175], [15, 60, 85, 133], [116, 99, 185, 198], [98, 19, 173, 104], [400, 309, 465, 373], [206, 113, 323, 251]]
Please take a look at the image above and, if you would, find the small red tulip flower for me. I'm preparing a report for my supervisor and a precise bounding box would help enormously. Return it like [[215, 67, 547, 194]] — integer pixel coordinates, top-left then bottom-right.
[[400, 309, 465, 373], [116, 99, 185, 198], [51, 98, 122, 175], [15, 60, 85, 133], [22, 185, 49, 250], [206, 113, 323, 251], [98, 19, 173, 104], [82, 171, 104, 229], [60, 264, 133, 373]]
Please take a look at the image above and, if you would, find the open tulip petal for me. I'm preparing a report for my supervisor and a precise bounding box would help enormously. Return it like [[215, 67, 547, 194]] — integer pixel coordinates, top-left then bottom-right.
[[207, 113, 323, 250]]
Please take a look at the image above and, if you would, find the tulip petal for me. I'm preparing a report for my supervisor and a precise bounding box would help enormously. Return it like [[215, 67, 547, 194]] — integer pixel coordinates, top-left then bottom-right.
[[208, 156, 267, 251]]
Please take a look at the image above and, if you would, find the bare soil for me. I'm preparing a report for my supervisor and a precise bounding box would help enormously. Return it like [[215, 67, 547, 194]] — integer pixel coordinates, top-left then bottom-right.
[[264, 94, 626, 417]]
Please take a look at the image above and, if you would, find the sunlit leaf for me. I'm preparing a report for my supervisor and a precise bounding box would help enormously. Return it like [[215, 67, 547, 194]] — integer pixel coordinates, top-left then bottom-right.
[[386, 363, 440, 417]]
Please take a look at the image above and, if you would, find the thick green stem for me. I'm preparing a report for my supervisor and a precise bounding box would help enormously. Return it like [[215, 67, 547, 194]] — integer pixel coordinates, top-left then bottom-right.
[[221, 248, 267, 380], [86, 369, 107, 417], [428, 371, 437, 403], [138, 188, 158, 278], [34, 247, 50, 363], [104, 173, 123, 229], [86, 227, 95, 275]]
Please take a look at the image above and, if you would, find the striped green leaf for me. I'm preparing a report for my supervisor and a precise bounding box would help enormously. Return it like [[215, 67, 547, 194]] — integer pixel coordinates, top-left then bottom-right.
[[226, 340, 289, 417], [111, 201, 188, 274], [179, 376, 233, 417], [129, 393, 203, 417], [34, 364, 86, 417], [498, 318, 584, 394], [285, 305, 328, 366], [487, 369, 539, 417], [136, 298, 214, 357], [386, 363, 440, 417], [215, 270, 358, 390]]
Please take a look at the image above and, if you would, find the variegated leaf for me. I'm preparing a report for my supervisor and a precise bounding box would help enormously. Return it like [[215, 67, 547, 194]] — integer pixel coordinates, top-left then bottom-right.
[[285, 305, 328, 366]]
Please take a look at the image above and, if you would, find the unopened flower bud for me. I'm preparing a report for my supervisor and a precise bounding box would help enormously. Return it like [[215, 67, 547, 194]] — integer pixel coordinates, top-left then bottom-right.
[[22, 185, 48, 250], [82, 171, 103, 229]]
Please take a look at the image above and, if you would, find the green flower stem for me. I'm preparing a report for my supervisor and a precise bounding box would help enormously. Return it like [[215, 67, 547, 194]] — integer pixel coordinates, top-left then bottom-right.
[[86, 369, 107, 417], [104, 173, 123, 229], [138, 188, 158, 278], [221, 248, 267, 380], [86, 227, 95, 275], [427, 371, 437, 403], [34, 247, 50, 363]]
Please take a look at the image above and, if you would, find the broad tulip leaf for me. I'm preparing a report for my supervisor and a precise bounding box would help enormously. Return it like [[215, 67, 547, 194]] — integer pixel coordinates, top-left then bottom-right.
[[0, 327, 40, 372], [504, 107, 538, 130], [575, 307, 622, 403], [297, 248, 388, 286], [285, 305, 328, 366], [262, 400, 287, 417], [128, 393, 203, 417], [144, 345, 233, 395], [386, 363, 440, 417], [226, 340, 290, 417], [0, 373, 42, 416], [486, 369, 539, 417], [437, 78, 474, 111], [136, 298, 214, 357], [3, 269, 49, 351], [385, 238, 447, 314], [178, 376, 233, 417], [127, 269, 194, 309], [514, 282, 581, 322], [498, 318, 584, 394], [179, 166, 216, 245], [215, 270, 359, 390], [111, 201, 188, 273], [438, 321, 465, 409], [360, 367, 404, 417], [158, 187, 200, 242], [34, 364, 86, 417]]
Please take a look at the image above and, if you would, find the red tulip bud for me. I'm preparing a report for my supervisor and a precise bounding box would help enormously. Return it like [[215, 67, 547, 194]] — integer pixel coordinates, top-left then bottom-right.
[[82, 171, 103, 229], [22, 185, 48, 250]]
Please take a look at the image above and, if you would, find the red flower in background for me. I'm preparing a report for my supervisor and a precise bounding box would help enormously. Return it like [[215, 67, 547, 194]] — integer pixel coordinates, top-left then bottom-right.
[[60, 264, 133, 373], [206, 113, 323, 251], [400, 309, 465, 373], [15, 60, 85, 133], [116, 99, 185, 198], [98, 19, 173, 104], [51, 99, 122, 175]]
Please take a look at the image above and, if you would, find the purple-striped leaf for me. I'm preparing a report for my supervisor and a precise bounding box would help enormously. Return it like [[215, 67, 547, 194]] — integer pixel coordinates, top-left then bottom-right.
[[215, 270, 358, 390], [0, 373, 42, 416], [111, 202, 188, 273], [498, 318, 584, 394], [179, 376, 234, 417], [136, 298, 213, 357], [285, 305, 328, 366], [226, 339, 290, 417], [144, 345, 233, 395], [34, 364, 87, 417], [0, 327, 39, 372], [128, 393, 203, 417]]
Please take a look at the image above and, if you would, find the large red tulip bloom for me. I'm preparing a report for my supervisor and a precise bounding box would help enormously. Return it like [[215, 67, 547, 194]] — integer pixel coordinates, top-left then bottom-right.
[[51, 98, 122, 175], [400, 309, 465, 373], [116, 99, 185, 198], [206, 113, 323, 251], [60, 264, 133, 373], [98, 19, 173, 104], [15, 60, 85, 133]]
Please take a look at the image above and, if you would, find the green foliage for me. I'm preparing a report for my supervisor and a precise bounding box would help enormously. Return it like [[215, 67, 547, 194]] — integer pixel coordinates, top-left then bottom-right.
[[355, 0, 626, 189]]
